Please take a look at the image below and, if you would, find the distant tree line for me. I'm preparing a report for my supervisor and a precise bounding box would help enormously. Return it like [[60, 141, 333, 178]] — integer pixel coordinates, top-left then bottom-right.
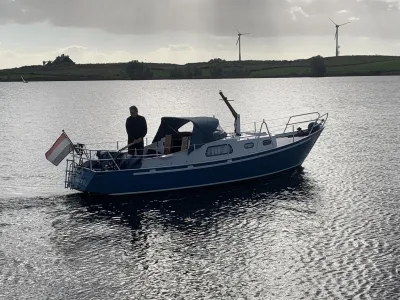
[[4, 54, 400, 83], [169, 65, 202, 79], [126, 60, 153, 79], [310, 55, 326, 77], [125, 58, 254, 80]]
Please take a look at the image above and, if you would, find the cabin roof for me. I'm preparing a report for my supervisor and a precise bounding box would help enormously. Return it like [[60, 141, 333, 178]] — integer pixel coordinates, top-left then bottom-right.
[[152, 117, 223, 149]]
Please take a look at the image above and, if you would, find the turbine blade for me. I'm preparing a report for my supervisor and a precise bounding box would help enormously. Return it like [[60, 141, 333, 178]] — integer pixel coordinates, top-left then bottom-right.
[[329, 18, 337, 25], [242, 33, 251, 35], [234, 25, 240, 34], [236, 37, 239, 45], [339, 21, 351, 26]]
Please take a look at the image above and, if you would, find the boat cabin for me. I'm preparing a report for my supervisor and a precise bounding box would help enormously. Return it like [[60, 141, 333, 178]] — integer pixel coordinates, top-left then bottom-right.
[[145, 117, 227, 156]]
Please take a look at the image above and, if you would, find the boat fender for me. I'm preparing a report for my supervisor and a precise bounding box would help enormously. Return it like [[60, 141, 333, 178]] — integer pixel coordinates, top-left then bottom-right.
[[308, 122, 320, 134]]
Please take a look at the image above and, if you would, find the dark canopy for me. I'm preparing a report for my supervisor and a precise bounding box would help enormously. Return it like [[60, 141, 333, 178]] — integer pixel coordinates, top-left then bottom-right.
[[152, 117, 225, 151]]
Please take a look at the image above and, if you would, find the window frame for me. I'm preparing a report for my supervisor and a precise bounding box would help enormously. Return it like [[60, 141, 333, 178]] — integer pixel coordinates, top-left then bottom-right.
[[205, 144, 233, 157]]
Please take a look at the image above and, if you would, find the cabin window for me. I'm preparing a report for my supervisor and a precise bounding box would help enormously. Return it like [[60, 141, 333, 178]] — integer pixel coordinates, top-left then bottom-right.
[[263, 139, 272, 146], [206, 144, 233, 157], [244, 143, 254, 149]]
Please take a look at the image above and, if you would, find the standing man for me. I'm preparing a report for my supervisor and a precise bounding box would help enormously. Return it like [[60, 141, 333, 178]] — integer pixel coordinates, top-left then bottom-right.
[[125, 105, 147, 156]]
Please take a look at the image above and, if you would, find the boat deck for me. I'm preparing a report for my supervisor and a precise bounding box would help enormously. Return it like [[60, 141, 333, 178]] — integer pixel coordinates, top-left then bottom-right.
[[276, 135, 306, 148], [232, 131, 307, 148]]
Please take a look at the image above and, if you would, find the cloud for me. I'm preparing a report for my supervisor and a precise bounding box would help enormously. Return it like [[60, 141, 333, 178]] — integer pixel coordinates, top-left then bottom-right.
[[0, 50, 18, 59], [386, 2, 400, 10], [146, 44, 210, 63], [0, 43, 219, 68], [348, 16, 361, 21], [166, 44, 195, 53], [286, 0, 316, 4], [0, 45, 135, 69], [289, 6, 310, 21], [0, 0, 399, 38]]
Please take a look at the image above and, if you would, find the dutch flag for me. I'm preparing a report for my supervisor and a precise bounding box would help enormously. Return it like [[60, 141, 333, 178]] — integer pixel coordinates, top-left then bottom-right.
[[45, 131, 74, 166]]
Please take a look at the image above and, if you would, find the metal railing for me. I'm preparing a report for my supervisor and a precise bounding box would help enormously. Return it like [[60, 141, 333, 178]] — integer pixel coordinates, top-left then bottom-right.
[[82, 115, 320, 150], [283, 112, 320, 133], [65, 112, 328, 178]]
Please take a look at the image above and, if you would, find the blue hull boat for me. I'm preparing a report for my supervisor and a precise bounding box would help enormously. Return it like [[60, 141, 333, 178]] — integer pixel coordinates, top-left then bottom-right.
[[47, 91, 328, 195]]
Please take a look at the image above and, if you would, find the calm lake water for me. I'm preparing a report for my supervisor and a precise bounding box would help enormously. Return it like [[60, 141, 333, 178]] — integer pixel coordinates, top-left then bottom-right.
[[0, 77, 399, 299]]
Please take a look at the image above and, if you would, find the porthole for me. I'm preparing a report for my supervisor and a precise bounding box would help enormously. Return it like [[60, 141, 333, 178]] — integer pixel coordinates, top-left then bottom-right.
[[244, 142, 254, 149], [263, 139, 272, 146]]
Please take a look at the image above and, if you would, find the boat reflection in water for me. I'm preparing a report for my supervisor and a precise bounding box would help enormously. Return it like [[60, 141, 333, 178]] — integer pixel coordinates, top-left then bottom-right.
[[65, 166, 316, 231]]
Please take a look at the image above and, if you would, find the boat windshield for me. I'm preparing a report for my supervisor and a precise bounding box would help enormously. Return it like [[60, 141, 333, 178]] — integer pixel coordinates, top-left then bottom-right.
[[212, 124, 227, 141]]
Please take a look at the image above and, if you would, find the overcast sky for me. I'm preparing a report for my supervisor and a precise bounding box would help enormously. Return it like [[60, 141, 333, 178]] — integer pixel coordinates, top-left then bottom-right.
[[0, 0, 399, 69]]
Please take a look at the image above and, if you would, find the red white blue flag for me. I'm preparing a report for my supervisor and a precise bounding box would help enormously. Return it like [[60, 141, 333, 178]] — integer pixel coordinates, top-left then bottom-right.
[[45, 132, 74, 166]]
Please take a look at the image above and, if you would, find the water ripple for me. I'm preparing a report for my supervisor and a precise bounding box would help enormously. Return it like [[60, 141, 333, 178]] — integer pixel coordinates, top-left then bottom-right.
[[1, 78, 400, 299]]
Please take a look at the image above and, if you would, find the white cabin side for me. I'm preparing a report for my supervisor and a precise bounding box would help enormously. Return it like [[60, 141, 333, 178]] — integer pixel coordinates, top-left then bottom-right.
[[140, 134, 277, 169]]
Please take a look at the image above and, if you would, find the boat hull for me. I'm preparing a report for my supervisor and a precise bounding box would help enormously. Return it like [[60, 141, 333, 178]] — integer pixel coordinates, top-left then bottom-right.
[[70, 129, 323, 195]]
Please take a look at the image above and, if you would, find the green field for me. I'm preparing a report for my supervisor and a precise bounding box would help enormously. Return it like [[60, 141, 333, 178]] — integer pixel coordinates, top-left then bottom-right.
[[1, 55, 400, 82]]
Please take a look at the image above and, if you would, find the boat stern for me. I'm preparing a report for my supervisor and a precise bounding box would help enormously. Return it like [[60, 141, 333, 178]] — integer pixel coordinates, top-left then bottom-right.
[[65, 159, 96, 192]]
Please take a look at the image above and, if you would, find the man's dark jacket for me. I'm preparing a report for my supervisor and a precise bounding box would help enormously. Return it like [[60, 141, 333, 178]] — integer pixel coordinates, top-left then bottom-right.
[[126, 115, 147, 145]]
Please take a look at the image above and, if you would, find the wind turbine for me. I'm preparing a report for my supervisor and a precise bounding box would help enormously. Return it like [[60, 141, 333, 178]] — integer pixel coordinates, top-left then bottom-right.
[[329, 18, 351, 57], [234, 26, 250, 61]]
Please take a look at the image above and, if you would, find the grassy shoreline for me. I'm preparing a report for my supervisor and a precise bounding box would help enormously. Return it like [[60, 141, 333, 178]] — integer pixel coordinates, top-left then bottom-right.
[[1, 55, 400, 82]]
